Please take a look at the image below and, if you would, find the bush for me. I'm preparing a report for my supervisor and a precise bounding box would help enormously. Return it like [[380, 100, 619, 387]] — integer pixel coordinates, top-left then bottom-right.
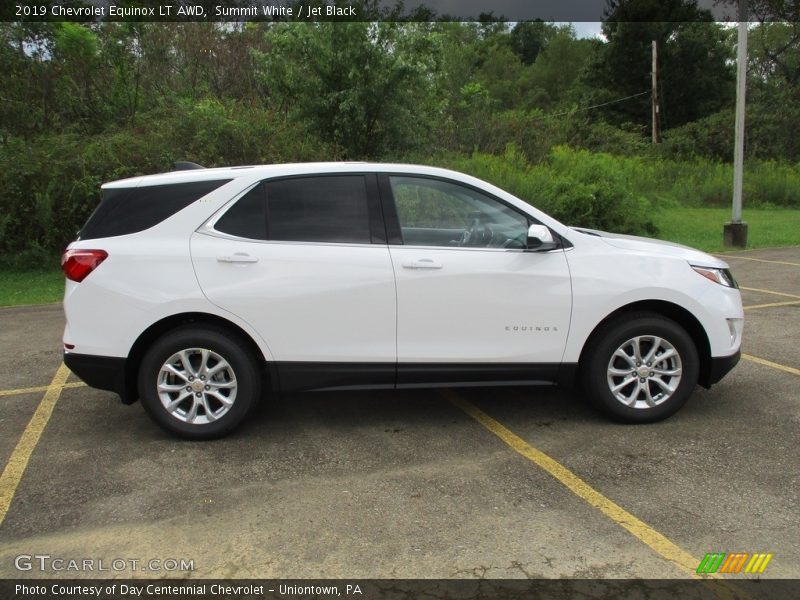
[[659, 158, 800, 208], [0, 130, 176, 256], [660, 110, 735, 161], [451, 146, 800, 220], [443, 145, 658, 236], [660, 93, 800, 164], [0, 100, 335, 255], [2, 114, 797, 258], [745, 160, 800, 208], [566, 120, 650, 157]]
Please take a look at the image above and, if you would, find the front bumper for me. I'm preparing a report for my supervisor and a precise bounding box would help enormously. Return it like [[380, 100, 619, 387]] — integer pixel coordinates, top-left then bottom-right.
[[701, 349, 741, 387], [63, 351, 130, 402]]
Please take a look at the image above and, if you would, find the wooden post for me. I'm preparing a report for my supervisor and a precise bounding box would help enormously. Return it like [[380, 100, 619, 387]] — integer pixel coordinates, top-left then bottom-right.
[[651, 40, 659, 144]]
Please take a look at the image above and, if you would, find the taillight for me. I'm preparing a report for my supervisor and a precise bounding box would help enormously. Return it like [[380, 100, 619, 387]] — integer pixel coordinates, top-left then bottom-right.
[[61, 249, 108, 282]]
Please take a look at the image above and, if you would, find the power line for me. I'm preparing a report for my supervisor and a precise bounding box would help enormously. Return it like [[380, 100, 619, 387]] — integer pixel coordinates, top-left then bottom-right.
[[529, 90, 650, 122]]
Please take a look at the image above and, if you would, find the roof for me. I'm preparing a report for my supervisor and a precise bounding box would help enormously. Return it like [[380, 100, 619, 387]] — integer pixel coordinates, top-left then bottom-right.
[[101, 162, 470, 189]]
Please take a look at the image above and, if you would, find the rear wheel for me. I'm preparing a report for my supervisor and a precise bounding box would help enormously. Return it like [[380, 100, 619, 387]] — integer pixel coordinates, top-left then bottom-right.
[[582, 313, 699, 423], [138, 326, 261, 439]]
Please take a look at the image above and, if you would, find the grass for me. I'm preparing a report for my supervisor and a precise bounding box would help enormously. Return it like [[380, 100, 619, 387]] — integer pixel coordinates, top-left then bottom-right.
[[0, 208, 797, 307], [0, 269, 64, 307], [651, 207, 800, 253]]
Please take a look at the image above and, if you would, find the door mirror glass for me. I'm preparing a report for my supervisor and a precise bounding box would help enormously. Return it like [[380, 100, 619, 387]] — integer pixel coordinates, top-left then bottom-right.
[[527, 224, 558, 251]]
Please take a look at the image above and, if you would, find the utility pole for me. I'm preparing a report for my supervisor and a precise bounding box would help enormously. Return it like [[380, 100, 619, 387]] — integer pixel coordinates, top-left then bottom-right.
[[724, 0, 749, 247], [651, 40, 659, 144]]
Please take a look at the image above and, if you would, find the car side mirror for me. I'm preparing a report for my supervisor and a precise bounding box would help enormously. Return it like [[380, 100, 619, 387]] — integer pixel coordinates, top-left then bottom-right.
[[526, 224, 559, 251]]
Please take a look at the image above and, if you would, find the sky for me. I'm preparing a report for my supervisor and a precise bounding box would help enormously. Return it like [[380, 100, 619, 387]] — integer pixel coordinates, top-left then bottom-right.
[[569, 22, 604, 39], [398, 0, 735, 22]]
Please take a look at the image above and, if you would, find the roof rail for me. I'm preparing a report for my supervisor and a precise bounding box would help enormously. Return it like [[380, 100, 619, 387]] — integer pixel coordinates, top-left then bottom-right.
[[173, 161, 206, 171]]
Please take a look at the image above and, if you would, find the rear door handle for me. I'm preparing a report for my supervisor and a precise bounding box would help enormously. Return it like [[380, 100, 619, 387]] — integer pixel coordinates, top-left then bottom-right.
[[401, 258, 443, 270], [216, 253, 258, 264]]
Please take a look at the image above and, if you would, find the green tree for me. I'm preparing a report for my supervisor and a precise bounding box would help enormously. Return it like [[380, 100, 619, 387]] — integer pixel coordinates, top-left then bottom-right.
[[586, 0, 735, 131], [51, 22, 103, 130], [525, 26, 595, 110], [258, 22, 440, 158], [0, 23, 60, 137], [749, 21, 800, 87], [508, 20, 555, 65], [472, 41, 527, 109]]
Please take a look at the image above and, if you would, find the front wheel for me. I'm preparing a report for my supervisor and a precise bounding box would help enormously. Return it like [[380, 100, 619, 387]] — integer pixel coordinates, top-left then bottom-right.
[[582, 313, 699, 423], [138, 326, 261, 439]]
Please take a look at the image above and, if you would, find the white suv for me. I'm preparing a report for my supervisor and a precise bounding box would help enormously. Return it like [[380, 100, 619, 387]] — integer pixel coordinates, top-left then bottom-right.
[[62, 163, 743, 439]]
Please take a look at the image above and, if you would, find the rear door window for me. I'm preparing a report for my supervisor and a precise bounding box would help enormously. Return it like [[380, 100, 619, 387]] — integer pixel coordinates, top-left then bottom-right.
[[265, 176, 371, 244], [212, 175, 376, 244]]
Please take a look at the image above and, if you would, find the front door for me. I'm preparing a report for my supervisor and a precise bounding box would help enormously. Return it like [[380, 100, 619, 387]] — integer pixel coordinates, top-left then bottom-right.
[[383, 175, 572, 382]]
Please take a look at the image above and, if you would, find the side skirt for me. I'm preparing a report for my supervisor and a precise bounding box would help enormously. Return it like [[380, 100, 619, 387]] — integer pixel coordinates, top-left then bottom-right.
[[272, 362, 577, 393]]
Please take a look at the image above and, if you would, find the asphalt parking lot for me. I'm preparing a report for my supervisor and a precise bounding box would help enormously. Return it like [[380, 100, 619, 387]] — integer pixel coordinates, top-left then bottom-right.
[[0, 247, 798, 582]]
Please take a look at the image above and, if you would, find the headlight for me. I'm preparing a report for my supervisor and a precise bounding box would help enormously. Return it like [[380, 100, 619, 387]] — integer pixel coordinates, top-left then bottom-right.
[[691, 265, 738, 288]]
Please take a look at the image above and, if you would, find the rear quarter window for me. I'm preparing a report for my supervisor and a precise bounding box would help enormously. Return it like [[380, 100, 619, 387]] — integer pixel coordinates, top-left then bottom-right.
[[79, 179, 231, 240], [214, 183, 267, 240]]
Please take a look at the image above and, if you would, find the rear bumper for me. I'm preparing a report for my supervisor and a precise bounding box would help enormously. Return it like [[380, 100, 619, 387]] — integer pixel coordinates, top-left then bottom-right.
[[63, 351, 130, 402], [702, 350, 741, 387]]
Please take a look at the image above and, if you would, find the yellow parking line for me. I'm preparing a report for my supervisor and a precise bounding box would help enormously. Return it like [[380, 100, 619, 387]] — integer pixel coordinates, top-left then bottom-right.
[[448, 392, 750, 598], [742, 354, 800, 377], [0, 381, 85, 398], [740, 286, 800, 300], [0, 363, 70, 526], [445, 391, 750, 598], [447, 392, 701, 573], [743, 300, 800, 310], [719, 256, 800, 267]]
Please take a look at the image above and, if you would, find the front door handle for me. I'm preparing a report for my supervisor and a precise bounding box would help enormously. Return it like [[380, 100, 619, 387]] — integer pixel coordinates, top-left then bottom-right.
[[401, 258, 443, 270], [217, 253, 258, 264]]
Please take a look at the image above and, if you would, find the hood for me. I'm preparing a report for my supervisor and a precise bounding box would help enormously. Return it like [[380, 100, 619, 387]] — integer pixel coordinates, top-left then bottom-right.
[[571, 227, 729, 268]]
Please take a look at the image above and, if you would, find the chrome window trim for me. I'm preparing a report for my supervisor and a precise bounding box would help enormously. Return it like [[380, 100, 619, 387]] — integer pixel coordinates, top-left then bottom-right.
[[198, 176, 571, 253], [198, 180, 379, 248]]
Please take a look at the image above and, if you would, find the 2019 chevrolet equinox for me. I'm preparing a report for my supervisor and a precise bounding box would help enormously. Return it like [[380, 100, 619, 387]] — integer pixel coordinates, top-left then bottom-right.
[[61, 163, 742, 439]]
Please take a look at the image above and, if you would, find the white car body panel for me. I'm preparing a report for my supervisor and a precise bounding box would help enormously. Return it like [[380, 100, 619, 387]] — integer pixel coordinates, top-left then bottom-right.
[[559, 231, 741, 362], [190, 233, 397, 362], [62, 234, 274, 361], [389, 245, 572, 363], [63, 162, 743, 395]]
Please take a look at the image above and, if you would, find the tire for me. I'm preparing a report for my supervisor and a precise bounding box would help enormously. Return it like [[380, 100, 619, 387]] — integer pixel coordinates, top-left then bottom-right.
[[138, 325, 261, 439], [581, 312, 699, 423]]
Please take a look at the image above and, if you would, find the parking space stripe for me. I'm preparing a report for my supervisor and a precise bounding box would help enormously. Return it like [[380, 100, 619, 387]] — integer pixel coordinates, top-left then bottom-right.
[[448, 392, 751, 598], [446, 392, 756, 600], [0, 381, 85, 398], [742, 353, 800, 377], [718, 256, 800, 267], [740, 286, 800, 300], [0, 363, 70, 527], [446, 392, 706, 576], [743, 300, 800, 310]]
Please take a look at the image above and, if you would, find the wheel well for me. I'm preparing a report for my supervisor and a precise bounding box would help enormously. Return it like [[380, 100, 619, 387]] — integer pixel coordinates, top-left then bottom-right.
[[579, 300, 713, 388], [122, 313, 269, 404]]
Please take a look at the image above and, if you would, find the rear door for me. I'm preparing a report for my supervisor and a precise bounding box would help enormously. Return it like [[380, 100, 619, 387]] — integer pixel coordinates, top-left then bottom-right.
[[191, 174, 397, 390]]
